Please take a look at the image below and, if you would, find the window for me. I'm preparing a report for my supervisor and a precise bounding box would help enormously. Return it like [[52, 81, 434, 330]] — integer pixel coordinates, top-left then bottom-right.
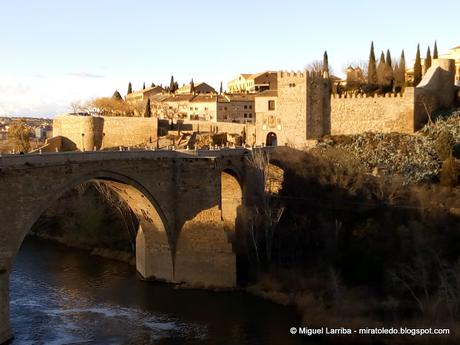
[[190, 107, 193, 110], [224, 106, 228, 110], [244, 113, 247, 118], [268, 100, 275, 110], [205, 107, 208, 111], [249, 105, 252, 109], [244, 105, 248, 109], [195, 107, 198, 110], [249, 113, 252, 118]]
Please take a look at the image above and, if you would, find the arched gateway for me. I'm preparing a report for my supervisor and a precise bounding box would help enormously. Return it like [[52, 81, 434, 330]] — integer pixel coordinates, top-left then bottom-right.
[[0, 149, 257, 344]]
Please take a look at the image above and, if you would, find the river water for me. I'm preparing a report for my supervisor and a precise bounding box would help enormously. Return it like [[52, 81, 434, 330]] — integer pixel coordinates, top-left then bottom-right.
[[9, 237, 307, 345]]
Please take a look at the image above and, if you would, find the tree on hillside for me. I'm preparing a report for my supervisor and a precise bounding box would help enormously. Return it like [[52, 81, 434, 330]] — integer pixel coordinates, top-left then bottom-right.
[[69, 100, 87, 114], [414, 44, 422, 86], [151, 82, 155, 88], [394, 50, 406, 92], [127, 82, 133, 95], [112, 90, 123, 101], [323, 51, 329, 75], [433, 40, 438, 59], [425, 46, 432, 73], [367, 41, 378, 88], [169, 76, 176, 93], [89, 97, 133, 116], [144, 98, 151, 117], [306, 60, 324, 72], [190, 78, 195, 94], [9, 119, 31, 152], [143, 82, 146, 90], [386, 49, 392, 68], [377, 51, 386, 89], [384, 49, 394, 91]]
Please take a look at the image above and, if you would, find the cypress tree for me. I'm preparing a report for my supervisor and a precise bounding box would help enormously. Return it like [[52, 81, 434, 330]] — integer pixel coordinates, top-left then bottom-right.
[[143, 82, 146, 90], [190, 78, 195, 94], [377, 51, 386, 88], [433, 40, 438, 59], [399, 50, 406, 87], [414, 44, 422, 86], [169, 76, 179, 93], [170, 76, 175, 92], [322, 51, 329, 74], [144, 98, 151, 117], [394, 50, 406, 92], [384, 50, 394, 91], [219, 81, 223, 94], [386, 49, 392, 68], [112, 90, 123, 101], [127, 82, 132, 95], [367, 42, 378, 86], [425, 46, 432, 73]]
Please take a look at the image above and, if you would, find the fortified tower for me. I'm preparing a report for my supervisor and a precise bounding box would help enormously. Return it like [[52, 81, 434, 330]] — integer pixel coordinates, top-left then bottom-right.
[[255, 70, 331, 148]]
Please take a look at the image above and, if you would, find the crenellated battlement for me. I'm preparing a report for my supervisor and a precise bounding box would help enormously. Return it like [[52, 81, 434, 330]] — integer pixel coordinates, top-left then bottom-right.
[[331, 89, 413, 99], [278, 70, 326, 81]]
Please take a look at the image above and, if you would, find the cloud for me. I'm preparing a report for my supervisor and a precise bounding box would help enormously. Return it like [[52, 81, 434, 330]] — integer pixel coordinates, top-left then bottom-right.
[[0, 74, 128, 117], [67, 72, 105, 79]]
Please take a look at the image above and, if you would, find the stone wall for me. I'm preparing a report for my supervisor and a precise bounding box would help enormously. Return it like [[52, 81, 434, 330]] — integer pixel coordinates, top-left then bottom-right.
[[170, 120, 257, 145], [329, 59, 457, 136], [102, 117, 157, 148], [330, 89, 415, 135], [414, 59, 457, 130], [53, 115, 157, 151]]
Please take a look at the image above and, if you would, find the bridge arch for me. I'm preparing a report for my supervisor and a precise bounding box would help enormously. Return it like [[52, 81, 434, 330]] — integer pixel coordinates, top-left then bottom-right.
[[220, 168, 243, 227], [21, 170, 174, 282]]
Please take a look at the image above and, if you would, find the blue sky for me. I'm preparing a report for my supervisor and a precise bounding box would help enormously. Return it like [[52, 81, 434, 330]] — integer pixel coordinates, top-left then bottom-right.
[[0, 0, 458, 117]]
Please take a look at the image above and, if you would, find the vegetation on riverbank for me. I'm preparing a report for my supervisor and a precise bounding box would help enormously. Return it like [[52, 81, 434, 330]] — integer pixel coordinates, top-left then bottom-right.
[[244, 107, 460, 343]]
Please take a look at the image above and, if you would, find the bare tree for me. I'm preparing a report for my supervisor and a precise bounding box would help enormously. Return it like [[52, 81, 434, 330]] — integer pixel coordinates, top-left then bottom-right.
[[246, 148, 285, 264], [69, 100, 88, 114], [89, 181, 138, 252], [306, 60, 324, 73]]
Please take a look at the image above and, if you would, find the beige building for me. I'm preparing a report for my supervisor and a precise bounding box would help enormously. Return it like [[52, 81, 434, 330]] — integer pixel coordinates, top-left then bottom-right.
[[227, 71, 277, 93], [406, 44, 460, 86], [176, 82, 216, 95], [125, 86, 164, 102], [149, 93, 255, 124], [439, 45, 460, 85], [217, 94, 255, 123]]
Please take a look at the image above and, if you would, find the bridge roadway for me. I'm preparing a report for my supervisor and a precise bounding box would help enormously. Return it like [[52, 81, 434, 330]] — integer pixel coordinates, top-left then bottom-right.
[[0, 148, 262, 344]]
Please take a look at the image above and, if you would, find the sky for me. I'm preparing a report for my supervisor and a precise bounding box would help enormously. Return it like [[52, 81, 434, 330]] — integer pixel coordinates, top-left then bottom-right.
[[0, 0, 458, 117]]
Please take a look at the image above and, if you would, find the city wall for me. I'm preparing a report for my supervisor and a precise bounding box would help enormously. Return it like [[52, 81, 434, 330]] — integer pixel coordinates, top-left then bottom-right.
[[330, 89, 415, 135], [53, 115, 158, 151], [329, 59, 456, 135]]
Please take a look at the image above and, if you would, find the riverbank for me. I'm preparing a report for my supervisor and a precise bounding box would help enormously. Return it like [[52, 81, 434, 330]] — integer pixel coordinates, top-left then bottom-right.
[[28, 233, 136, 266]]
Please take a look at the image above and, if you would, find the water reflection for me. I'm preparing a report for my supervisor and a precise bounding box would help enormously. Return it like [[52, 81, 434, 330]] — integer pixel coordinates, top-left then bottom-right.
[[10, 238, 306, 345]]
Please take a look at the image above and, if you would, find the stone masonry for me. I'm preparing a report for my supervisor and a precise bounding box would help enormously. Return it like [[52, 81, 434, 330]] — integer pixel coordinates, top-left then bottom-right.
[[0, 149, 260, 344]]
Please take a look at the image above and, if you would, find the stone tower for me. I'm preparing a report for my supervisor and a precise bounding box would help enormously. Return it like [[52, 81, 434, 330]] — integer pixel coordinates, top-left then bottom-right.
[[277, 70, 331, 146]]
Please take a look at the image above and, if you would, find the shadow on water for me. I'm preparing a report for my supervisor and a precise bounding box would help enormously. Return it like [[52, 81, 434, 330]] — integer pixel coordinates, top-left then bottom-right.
[[9, 237, 316, 345]]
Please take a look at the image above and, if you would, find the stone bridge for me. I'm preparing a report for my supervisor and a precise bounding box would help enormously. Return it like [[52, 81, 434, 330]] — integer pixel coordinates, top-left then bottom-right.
[[0, 148, 262, 344]]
